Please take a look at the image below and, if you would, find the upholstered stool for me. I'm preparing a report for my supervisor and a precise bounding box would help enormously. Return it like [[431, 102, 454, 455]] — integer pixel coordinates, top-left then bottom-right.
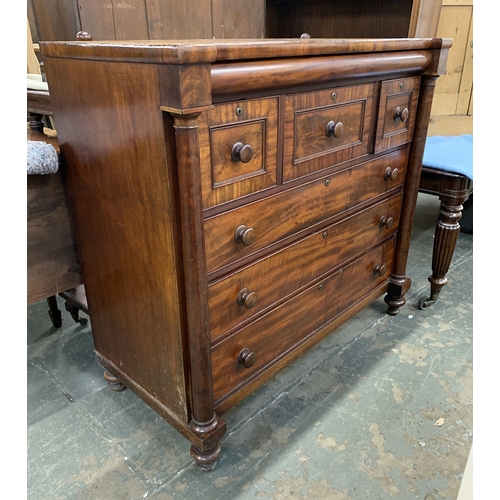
[[417, 134, 473, 309]]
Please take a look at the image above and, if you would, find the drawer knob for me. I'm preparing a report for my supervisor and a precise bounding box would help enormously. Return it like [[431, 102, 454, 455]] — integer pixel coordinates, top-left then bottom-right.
[[379, 216, 394, 229], [325, 120, 344, 138], [384, 167, 399, 181], [234, 225, 255, 246], [237, 288, 258, 309], [373, 264, 387, 277], [393, 106, 409, 123], [237, 348, 256, 368], [232, 142, 254, 163]]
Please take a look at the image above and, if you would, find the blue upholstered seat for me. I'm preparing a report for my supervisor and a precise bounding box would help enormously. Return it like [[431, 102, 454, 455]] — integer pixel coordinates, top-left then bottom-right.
[[422, 134, 473, 180]]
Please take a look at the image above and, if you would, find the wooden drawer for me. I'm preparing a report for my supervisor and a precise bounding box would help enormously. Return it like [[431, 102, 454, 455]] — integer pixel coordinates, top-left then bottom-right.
[[283, 83, 375, 182], [211, 238, 396, 406], [204, 148, 407, 275], [199, 97, 279, 208], [374, 76, 420, 153], [208, 194, 402, 341]]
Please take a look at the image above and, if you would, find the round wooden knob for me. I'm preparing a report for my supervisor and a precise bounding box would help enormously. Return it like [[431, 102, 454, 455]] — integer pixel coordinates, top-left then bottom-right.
[[373, 264, 387, 277], [234, 225, 255, 246], [237, 288, 258, 309], [384, 167, 399, 181], [232, 142, 254, 163], [393, 106, 409, 123], [76, 31, 92, 41], [237, 348, 256, 368], [325, 120, 344, 138], [379, 216, 394, 229]]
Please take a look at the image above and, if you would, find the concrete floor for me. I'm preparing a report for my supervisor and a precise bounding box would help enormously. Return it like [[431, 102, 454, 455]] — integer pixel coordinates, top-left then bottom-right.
[[27, 193, 473, 500]]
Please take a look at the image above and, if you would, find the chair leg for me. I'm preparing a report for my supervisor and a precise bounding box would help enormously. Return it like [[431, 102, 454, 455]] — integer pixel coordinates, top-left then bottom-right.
[[64, 300, 88, 325], [418, 198, 464, 309], [47, 295, 62, 328]]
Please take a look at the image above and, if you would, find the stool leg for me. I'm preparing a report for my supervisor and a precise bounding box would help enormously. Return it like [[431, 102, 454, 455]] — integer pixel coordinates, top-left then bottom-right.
[[418, 199, 463, 309], [47, 296, 62, 328]]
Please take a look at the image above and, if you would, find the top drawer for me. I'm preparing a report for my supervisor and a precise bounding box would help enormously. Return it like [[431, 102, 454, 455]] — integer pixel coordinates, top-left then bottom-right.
[[374, 76, 420, 153], [199, 97, 279, 209], [283, 83, 375, 182]]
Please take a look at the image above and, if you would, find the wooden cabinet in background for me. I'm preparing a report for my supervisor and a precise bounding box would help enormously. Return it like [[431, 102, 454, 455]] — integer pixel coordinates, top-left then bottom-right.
[[41, 37, 450, 471], [28, 0, 441, 43]]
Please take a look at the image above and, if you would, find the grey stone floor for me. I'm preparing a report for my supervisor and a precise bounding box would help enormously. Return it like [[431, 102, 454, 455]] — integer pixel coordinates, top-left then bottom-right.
[[27, 193, 473, 500]]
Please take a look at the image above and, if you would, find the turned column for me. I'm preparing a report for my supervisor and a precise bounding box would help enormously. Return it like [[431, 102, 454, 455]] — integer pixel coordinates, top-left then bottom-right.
[[384, 74, 439, 314], [170, 111, 222, 472]]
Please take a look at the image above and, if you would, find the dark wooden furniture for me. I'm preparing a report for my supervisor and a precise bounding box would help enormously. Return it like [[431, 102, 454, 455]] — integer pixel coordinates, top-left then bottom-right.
[[27, 129, 81, 304], [27, 110, 88, 327], [28, 0, 441, 44], [417, 167, 473, 309], [41, 38, 450, 471]]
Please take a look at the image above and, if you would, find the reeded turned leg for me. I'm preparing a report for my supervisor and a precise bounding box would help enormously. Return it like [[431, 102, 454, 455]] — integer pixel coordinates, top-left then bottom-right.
[[418, 199, 464, 309], [104, 370, 126, 391]]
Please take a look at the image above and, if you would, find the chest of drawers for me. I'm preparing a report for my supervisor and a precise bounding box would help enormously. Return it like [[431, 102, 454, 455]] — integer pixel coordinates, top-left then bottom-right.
[[41, 38, 450, 471]]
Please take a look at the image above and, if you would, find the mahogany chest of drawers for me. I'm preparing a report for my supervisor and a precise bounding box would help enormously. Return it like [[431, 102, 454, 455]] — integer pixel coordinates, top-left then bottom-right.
[[41, 38, 450, 471]]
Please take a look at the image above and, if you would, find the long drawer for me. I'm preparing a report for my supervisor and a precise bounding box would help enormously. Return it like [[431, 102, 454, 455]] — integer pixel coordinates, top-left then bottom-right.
[[204, 148, 407, 275], [208, 193, 402, 341], [211, 237, 396, 406]]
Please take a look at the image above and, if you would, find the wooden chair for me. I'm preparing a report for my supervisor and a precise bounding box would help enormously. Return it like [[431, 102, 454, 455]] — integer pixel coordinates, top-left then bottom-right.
[[27, 92, 89, 327], [417, 135, 473, 309]]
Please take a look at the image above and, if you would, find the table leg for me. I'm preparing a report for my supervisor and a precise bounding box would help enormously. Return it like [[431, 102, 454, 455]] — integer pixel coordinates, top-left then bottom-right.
[[418, 197, 466, 309]]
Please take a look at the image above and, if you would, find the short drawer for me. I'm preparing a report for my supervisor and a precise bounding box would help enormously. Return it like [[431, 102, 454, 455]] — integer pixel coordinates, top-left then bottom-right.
[[208, 194, 402, 341], [211, 238, 396, 406], [374, 76, 420, 153], [199, 97, 279, 208], [204, 148, 407, 274], [283, 83, 375, 181]]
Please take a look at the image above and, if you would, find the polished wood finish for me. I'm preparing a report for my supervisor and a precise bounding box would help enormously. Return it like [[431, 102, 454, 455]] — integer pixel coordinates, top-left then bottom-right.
[[418, 167, 473, 308], [27, 154, 81, 305], [204, 149, 408, 274], [29, 0, 440, 45], [41, 38, 449, 471], [208, 195, 402, 341], [283, 83, 374, 181]]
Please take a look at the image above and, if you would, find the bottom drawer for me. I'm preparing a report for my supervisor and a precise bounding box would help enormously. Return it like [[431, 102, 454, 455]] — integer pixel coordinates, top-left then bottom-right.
[[211, 237, 396, 406]]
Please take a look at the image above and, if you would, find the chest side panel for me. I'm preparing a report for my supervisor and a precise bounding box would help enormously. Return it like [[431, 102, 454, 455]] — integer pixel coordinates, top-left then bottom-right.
[[44, 57, 189, 422]]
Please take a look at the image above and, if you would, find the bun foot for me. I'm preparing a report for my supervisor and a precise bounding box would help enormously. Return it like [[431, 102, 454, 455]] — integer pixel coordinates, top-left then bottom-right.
[[190, 443, 221, 472], [104, 370, 126, 391], [384, 294, 406, 315]]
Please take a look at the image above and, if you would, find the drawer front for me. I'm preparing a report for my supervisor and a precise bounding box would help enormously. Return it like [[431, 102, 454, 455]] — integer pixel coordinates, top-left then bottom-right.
[[199, 97, 279, 209], [283, 83, 375, 181], [205, 148, 407, 274], [374, 76, 420, 153], [211, 238, 396, 406], [208, 194, 402, 341]]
